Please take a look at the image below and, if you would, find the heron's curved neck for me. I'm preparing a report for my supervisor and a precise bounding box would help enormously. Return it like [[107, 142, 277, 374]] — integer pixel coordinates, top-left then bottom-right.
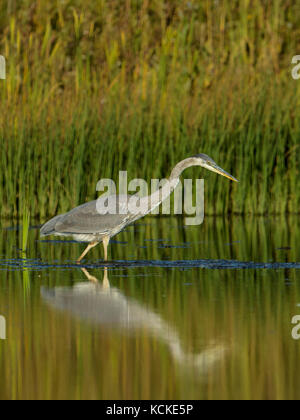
[[169, 158, 195, 181], [141, 158, 197, 214]]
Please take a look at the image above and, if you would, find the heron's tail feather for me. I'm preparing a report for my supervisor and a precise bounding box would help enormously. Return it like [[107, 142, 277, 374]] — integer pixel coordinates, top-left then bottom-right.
[[40, 214, 65, 237]]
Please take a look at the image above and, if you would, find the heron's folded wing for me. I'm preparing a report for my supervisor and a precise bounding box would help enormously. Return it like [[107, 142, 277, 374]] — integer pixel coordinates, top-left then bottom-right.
[[54, 198, 133, 234], [40, 214, 66, 236]]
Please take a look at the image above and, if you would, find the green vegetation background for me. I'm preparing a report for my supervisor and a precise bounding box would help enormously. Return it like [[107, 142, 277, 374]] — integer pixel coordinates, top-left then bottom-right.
[[0, 0, 300, 219]]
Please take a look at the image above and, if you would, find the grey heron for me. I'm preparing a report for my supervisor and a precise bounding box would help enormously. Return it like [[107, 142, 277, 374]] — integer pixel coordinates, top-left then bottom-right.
[[40, 154, 238, 262]]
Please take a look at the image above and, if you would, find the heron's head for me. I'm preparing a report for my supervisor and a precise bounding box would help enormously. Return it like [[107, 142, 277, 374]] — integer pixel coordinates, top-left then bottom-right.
[[192, 154, 239, 182]]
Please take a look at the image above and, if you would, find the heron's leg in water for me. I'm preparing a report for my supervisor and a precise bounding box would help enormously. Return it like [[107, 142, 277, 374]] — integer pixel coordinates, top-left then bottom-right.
[[102, 236, 110, 261], [81, 267, 98, 283], [77, 241, 99, 264], [102, 267, 110, 289], [81, 267, 110, 289]]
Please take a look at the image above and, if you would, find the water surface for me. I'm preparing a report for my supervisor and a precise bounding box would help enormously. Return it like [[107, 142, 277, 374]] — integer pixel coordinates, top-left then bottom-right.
[[0, 216, 300, 400]]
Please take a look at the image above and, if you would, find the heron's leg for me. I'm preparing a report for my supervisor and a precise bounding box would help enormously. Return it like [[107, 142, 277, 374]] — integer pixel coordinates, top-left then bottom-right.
[[76, 241, 99, 264], [81, 266, 110, 289], [102, 267, 110, 290], [81, 267, 99, 283], [102, 236, 110, 261]]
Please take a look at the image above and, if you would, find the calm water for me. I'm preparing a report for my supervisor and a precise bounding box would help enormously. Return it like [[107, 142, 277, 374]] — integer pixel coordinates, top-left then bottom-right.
[[1, 216, 300, 400]]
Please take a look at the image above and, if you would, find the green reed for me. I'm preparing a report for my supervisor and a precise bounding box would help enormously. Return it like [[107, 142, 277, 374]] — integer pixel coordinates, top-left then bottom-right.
[[21, 205, 30, 293], [0, 1, 300, 219], [21, 206, 30, 253]]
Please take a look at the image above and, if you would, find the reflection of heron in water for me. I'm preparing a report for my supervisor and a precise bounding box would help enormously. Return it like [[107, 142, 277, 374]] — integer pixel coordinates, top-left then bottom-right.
[[41, 268, 226, 371]]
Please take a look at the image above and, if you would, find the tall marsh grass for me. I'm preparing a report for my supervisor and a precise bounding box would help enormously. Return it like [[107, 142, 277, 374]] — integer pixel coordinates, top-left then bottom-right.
[[21, 205, 30, 252], [0, 1, 300, 218]]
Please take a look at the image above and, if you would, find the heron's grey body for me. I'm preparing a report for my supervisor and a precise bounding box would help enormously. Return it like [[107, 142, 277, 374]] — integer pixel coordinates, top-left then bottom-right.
[[40, 195, 137, 243], [40, 154, 238, 262]]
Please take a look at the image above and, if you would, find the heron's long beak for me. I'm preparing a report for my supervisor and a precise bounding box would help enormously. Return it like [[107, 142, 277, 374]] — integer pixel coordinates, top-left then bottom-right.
[[207, 163, 239, 182]]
